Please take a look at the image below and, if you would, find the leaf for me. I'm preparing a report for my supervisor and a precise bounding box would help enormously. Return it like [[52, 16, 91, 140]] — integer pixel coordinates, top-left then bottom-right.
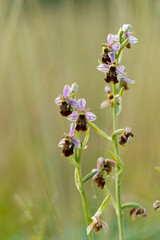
[[68, 156, 79, 168], [82, 170, 98, 183], [155, 167, 160, 172], [82, 127, 90, 149], [108, 151, 124, 168], [88, 122, 112, 142]]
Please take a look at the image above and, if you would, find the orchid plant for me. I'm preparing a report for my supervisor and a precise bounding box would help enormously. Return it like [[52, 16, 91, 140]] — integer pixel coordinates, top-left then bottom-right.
[[55, 24, 147, 240]]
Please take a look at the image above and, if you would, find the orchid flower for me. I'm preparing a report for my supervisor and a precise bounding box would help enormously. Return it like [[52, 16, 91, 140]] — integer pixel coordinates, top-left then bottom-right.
[[68, 98, 96, 131], [92, 157, 116, 189], [97, 52, 127, 84], [100, 85, 121, 109], [58, 123, 81, 157], [87, 211, 108, 234], [122, 24, 138, 48], [119, 127, 134, 146], [130, 208, 147, 220], [55, 85, 77, 117]]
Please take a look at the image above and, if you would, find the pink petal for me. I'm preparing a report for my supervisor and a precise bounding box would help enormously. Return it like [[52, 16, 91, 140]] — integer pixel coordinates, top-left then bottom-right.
[[129, 35, 138, 43], [97, 64, 109, 73], [107, 34, 114, 45], [108, 52, 115, 63], [78, 98, 86, 110], [68, 98, 77, 107], [86, 112, 96, 122], [55, 96, 61, 105], [111, 42, 120, 52], [123, 77, 135, 84], [58, 138, 65, 147], [67, 111, 79, 121], [63, 85, 71, 98], [72, 138, 81, 148], [69, 123, 76, 136]]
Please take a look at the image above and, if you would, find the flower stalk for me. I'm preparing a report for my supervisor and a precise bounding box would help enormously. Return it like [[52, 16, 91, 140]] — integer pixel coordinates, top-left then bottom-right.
[[112, 83, 124, 240]]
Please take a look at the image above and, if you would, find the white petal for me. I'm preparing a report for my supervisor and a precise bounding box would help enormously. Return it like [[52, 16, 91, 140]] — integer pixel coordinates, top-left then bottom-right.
[[129, 35, 138, 43], [54, 96, 61, 105], [100, 100, 110, 109], [58, 138, 65, 147]]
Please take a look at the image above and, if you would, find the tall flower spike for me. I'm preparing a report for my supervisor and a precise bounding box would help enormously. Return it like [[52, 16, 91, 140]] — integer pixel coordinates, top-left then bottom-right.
[[122, 24, 138, 48], [87, 211, 108, 235], [68, 98, 96, 132], [58, 123, 81, 157], [97, 52, 127, 84], [55, 85, 78, 117]]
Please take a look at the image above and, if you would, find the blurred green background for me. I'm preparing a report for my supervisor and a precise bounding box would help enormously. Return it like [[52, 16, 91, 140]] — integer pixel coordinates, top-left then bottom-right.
[[1, 0, 160, 239]]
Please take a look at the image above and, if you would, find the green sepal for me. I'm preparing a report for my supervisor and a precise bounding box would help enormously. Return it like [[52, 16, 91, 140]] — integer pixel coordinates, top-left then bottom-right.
[[155, 167, 160, 172], [121, 202, 143, 209], [88, 122, 112, 142], [82, 170, 98, 183], [120, 38, 129, 51], [108, 151, 124, 168], [68, 156, 79, 168], [74, 168, 82, 192], [82, 127, 90, 149]]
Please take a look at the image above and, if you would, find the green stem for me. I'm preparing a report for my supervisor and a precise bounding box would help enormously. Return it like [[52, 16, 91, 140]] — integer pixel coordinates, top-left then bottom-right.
[[75, 143, 93, 240], [76, 166, 93, 240], [112, 84, 124, 240]]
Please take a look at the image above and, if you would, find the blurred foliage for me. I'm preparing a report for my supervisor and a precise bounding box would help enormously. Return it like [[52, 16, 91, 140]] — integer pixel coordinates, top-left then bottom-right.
[[0, 0, 160, 239]]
